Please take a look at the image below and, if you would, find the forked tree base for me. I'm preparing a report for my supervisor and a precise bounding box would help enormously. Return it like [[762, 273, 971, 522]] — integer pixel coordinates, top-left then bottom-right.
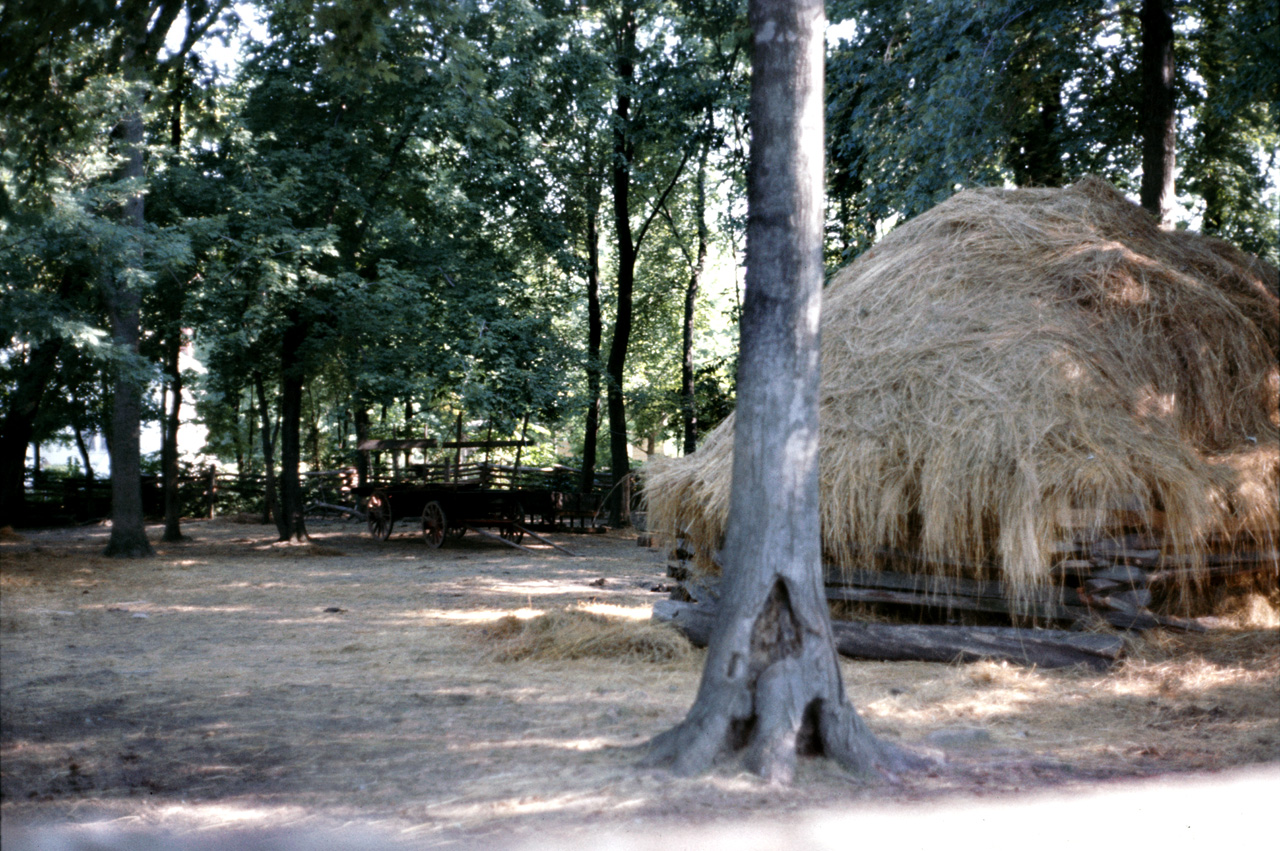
[[641, 579, 934, 784]]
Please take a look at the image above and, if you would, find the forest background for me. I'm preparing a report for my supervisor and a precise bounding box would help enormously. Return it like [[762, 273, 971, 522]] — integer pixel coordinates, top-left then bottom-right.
[[2, 0, 1277, 553]]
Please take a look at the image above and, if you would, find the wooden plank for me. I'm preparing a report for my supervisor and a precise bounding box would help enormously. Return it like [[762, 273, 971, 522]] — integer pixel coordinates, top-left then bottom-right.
[[464, 524, 541, 554], [511, 524, 578, 557], [440, 440, 531, 449], [652, 600, 1122, 670], [356, 439, 440, 451], [305, 501, 365, 520]]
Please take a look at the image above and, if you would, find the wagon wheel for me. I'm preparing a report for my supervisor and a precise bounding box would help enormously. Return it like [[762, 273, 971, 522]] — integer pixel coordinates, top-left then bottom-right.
[[366, 493, 393, 540], [501, 500, 525, 544], [447, 523, 467, 540], [422, 500, 447, 549]]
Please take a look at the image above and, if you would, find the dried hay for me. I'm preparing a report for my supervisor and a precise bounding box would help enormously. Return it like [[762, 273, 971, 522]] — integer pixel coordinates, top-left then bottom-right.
[[647, 178, 1279, 608], [477, 605, 694, 663], [0, 525, 25, 542]]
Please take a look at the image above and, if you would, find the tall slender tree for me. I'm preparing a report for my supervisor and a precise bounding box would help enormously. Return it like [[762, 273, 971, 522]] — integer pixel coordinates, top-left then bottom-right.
[[1139, 0, 1176, 224]]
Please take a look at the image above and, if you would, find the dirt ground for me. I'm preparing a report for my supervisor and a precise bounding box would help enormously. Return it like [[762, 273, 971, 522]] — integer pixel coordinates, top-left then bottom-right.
[[2, 518, 1278, 848]]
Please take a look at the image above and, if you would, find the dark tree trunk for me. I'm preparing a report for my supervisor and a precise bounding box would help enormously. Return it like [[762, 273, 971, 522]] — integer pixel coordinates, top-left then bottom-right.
[[1191, 0, 1226, 234], [0, 339, 61, 526], [682, 136, 710, 456], [161, 332, 183, 542], [236, 391, 247, 478], [1010, 73, 1066, 188], [72, 424, 94, 480], [581, 180, 604, 495], [255, 374, 282, 530], [643, 0, 921, 783], [605, 2, 640, 526], [103, 268, 152, 557], [354, 402, 370, 488], [277, 313, 309, 542], [308, 386, 324, 472], [72, 422, 96, 517], [102, 92, 153, 558], [1140, 0, 1177, 225], [100, 21, 159, 559]]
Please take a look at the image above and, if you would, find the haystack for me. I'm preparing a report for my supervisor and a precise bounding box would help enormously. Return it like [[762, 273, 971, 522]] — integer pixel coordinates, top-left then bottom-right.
[[647, 177, 1279, 608]]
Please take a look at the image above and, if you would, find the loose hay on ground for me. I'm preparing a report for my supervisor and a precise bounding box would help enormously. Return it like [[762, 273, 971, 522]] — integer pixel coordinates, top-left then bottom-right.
[[647, 178, 1279, 612], [477, 606, 694, 663]]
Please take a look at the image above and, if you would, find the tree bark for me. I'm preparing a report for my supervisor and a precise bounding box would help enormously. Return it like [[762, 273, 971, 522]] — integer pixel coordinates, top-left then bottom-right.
[[580, 174, 604, 495], [72, 423, 94, 480], [277, 312, 310, 542], [161, 331, 184, 542], [102, 83, 154, 559], [1140, 0, 1176, 225], [605, 0, 639, 525], [103, 271, 153, 557], [72, 422, 96, 518], [643, 0, 919, 783], [255, 374, 282, 530], [354, 401, 370, 489], [682, 131, 711, 456]]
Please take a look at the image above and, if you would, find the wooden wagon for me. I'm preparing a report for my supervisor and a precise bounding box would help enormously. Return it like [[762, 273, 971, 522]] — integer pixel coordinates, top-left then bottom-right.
[[353, 437, 604, 550], [359, 483, 529, 546]]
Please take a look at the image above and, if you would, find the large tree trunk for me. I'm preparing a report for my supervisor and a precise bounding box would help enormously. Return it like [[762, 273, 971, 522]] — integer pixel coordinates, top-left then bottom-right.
[[102, 87, 154, 558], [605, 1, 639, 526], [103, 275, 152, 557], [277, 313, 309, 542], [0, 339, 62, 526], [643, 0, 919, 783], [1140, 0, 1176, 225]]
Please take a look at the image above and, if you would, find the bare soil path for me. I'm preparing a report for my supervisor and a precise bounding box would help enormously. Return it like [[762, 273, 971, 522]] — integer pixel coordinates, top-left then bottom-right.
[[2, 518, 1277, 848]]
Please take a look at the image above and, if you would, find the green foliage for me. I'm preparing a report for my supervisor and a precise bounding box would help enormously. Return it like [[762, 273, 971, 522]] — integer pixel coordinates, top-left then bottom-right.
[[826, 0, 1277, 264], [7, 0, 1272, 502]]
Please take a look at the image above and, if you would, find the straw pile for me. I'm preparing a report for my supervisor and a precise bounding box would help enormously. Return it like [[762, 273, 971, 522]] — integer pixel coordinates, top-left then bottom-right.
[[479, 607, 694, 662], [646, 177, 1279, 608]]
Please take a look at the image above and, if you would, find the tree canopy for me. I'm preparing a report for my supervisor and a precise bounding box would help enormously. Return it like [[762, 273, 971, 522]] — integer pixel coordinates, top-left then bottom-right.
[[3, 0, 1275, 536]]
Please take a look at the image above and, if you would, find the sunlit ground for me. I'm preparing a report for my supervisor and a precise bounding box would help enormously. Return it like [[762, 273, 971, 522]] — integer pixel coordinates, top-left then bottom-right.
[[2, 519, 1277, 849]]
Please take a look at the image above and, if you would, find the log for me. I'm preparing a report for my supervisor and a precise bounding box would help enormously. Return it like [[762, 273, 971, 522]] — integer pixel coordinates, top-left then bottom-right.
[[822, 585, 1158, 631], [824, 565, 1007, 600], [510, 523, 578, 556], [463, 524, 541, 554], [652, 600, 1123, 670]]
